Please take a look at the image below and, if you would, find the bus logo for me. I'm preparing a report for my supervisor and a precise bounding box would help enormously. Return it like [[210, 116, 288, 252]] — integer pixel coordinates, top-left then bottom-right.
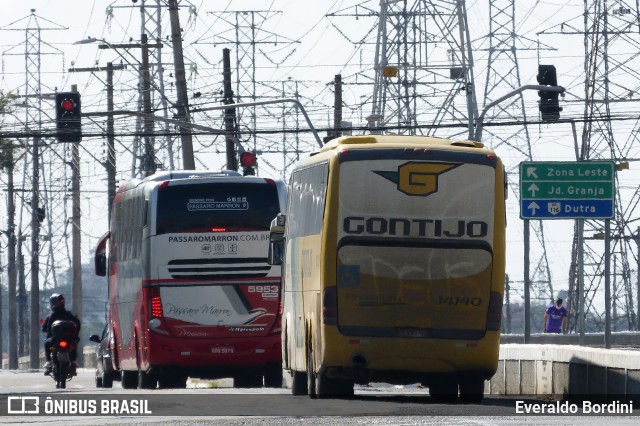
[[374, 162, 459, 196]]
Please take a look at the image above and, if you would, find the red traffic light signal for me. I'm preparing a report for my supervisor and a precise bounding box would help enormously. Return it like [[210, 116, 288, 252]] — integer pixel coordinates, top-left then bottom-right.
[[240, 151, 257, 176], [240, 151, 256, 167], [60, 99, 75, 112]]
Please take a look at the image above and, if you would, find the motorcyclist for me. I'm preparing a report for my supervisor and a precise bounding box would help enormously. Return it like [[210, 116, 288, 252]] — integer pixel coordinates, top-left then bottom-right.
[[42, 293, 81, 375]]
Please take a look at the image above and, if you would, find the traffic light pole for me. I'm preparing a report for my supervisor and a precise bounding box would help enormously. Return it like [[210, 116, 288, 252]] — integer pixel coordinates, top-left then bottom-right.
[[472, 84, 565, 142]]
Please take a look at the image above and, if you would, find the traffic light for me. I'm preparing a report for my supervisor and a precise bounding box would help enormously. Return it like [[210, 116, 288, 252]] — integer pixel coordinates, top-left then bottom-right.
[[55, 92, 82, 142], [536, 65, 562, 122], [240, 151, 257, 176]]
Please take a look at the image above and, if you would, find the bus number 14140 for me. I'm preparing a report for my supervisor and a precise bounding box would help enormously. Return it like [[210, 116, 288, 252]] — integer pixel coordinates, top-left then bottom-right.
[[438, 296, 482, 306]]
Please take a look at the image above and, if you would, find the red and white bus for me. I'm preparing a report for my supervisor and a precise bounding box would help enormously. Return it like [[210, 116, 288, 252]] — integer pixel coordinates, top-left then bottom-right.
[[94, 170, 286, 389]]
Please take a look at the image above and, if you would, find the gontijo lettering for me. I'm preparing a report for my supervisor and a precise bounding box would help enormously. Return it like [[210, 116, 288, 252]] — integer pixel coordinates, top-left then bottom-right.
[[343, 216, 488, 238]]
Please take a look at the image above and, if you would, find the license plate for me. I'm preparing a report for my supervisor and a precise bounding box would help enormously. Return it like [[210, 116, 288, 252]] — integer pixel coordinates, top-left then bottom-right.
[[57, 352, 70, 363], [211, 346, 234, 354]]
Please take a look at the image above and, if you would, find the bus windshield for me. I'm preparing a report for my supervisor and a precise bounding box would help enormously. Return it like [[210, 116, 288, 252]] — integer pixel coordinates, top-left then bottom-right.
[[156, 182, 280, 234]]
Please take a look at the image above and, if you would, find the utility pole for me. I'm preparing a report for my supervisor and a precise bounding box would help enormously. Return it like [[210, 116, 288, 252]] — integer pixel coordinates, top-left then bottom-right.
[[168, 0, 195, 170], [69, 63, 125, 223], [17, 238, 25, 357], [6, 145, 18, 368], [505, 274, 511, 334], [140, 34, 156, 176], [68, 83, 83, 365], [222, 48, 237, 171], [29, 133, 41, 368], [334, 74, 342, 138], [323, 75, 343, 144]]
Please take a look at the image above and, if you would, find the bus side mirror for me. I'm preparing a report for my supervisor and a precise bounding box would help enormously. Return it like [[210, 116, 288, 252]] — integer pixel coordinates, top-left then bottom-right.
[[95, 231, 109, 277], [95, 253, 107, 276], [268, 235, 284, 266], [268, 214, 286, 266]]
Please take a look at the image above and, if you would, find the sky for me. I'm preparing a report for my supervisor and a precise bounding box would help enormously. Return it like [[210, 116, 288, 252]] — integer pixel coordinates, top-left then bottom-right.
[[0, 0, 638, 315]]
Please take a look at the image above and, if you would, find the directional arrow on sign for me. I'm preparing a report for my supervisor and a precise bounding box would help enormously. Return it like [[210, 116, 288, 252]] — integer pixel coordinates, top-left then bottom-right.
[[527, 201, 540, 216], [528, 183, 539, 197], [527, 167, 538, 179]]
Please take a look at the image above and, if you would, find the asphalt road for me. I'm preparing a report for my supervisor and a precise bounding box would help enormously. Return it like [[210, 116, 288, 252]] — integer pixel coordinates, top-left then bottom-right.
[[0, 369, 637, 425]]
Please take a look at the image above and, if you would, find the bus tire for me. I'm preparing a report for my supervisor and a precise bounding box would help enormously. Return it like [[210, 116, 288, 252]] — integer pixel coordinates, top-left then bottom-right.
[[121, 370, 137, 389], [264, 363, 283, 388], [316, 373, 354, 399], [234, 371, 263, 388], [102, 370, 114, 388], [306, 349, 317, 399], [459, 378, 484, 403], [291, 370, 308, 396], [138, 368, 157, 389], [158, 371, 187, 389], [428, 380, 458, 402]]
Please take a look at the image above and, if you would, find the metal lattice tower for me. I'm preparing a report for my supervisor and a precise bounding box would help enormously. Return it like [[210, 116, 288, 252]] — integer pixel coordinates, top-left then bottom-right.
[[375, 0, 478, 137], [539, 1, 640, 331], [480, 1, 557, 312], [107, 0, 179, 176], [1, 10, 68, 359], [138, 0, 177, 172], [580, 1, 640, 331], [328, 1, 478, 138], [199, 10, 304, 176], [1, 11, 68, 288]]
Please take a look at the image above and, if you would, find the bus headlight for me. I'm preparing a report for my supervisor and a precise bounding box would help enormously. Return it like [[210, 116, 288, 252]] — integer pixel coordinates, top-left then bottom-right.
[[148, 318, 162, 329]]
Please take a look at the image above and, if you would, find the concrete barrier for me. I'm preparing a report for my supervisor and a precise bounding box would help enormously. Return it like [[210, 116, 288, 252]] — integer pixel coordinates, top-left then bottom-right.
[[1, 347, 97, 370], [501, 332, 640, 347], [492, 343, 640, 398]]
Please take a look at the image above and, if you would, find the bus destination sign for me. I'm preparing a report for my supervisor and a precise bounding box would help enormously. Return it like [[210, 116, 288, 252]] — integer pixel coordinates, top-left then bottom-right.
[[519, 161, 615, 219]]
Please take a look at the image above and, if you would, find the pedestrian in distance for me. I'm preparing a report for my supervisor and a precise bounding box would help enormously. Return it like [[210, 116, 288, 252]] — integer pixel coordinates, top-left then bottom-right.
[[543, 297, 568, 334]]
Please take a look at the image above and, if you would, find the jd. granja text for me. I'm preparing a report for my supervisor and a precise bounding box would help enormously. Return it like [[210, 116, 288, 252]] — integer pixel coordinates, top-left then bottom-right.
[[343, 217, 488, 238]]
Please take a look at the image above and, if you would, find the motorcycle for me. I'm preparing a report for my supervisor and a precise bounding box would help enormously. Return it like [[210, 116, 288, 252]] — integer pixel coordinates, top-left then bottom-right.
[[48, 320, 79, 389]]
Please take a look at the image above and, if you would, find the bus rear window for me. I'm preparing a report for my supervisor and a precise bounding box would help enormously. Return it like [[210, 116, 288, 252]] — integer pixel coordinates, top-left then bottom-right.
[[155, 182, 280, 235]]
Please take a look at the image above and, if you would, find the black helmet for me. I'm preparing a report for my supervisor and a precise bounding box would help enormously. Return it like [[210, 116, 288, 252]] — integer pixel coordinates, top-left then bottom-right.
[[49, 293, 65, 310]]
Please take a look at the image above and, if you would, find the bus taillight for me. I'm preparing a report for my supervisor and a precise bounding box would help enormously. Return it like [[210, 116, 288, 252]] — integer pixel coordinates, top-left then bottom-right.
[[152, 295, 163, 318], [322, 286, 338, 325], [148, 287, 171, 334], [486, 291, 503, 331]]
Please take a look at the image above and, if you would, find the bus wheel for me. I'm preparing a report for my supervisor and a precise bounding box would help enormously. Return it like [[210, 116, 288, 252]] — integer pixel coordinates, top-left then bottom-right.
[[291, 370, 308, 396], [234, 371, 263, 388], [264, 363, 283, 388], [121, 370, 137, 389], [138, 368, 157, 389], [316, 373, 354, 399], [428, 380, 458, 402], [306, 350, 317, 399], [101, 369, 114, 388], [158, 371, 187, 389], [459, 378, 484, 403]]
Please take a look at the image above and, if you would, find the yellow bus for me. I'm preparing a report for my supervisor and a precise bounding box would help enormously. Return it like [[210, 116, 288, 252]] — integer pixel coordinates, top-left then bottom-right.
[[269, 134, 506, 402]]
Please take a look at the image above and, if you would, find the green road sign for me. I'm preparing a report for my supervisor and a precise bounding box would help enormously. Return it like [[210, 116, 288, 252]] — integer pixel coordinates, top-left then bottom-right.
[[519, 161, 615, 219]]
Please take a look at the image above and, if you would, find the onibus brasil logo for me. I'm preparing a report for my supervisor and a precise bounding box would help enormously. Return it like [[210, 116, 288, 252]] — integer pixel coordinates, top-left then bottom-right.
[[374, 161, 460, 196]]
